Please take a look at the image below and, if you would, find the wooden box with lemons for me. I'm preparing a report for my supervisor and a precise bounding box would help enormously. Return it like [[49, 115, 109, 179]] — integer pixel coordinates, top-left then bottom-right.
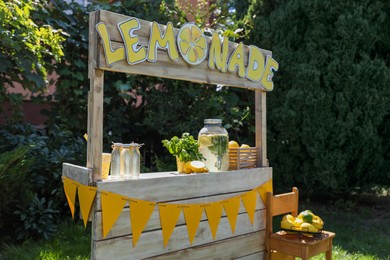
[[228, 140, 257, 170]]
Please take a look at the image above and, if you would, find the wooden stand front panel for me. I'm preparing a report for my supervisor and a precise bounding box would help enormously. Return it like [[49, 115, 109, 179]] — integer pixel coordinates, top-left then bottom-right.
[[91, 167, 272, 259]]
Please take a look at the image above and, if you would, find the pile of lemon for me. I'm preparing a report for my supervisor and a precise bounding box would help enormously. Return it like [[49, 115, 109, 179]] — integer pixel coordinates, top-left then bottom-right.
[[281, 210, 324, 234], [228, 140, 250, 148], [182, 160, 209, 174]]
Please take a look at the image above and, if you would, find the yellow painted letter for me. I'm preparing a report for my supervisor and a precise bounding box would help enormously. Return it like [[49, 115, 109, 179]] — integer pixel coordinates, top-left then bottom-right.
[[260, 56, 279, 91], [246, 45, 265, 82], [208, 32, 229, 72], [118, 18, 147, 65], [227, 42, 245, 78], [96, 22, 124, 66], [148, 22, 179, 62]]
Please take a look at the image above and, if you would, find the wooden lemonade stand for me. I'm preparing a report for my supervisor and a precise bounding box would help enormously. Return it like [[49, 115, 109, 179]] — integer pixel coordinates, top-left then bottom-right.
[[62, 10, 279, 259]]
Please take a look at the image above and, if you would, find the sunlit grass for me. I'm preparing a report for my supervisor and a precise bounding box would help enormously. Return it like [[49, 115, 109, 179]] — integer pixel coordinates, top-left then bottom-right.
[[0, 221, 90, 260]]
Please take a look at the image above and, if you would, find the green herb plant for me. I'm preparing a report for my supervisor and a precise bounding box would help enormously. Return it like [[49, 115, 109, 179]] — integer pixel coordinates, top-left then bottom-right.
[[162, 133, 204, 162]]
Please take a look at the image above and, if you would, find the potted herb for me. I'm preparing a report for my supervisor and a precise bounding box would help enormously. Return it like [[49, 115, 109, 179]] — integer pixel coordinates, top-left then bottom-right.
[[162, 133, 204, 172]]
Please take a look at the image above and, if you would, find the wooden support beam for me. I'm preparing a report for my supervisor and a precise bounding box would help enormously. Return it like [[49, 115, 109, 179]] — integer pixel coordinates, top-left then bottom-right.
[[88, 11, 104, 182], [255, 91, 268, 167]]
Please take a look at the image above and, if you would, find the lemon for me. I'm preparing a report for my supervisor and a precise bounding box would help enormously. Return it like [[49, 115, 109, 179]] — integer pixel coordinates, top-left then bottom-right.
[[202, 166, 209, 173], [312, 215, 324, 230], [228, 140, 239, 148], [281, 219, 295, 230], [183, 161, 193, 174], [240, 144, 250, 148], [300, 223, 318, 233], [190, 161, 206, 173], [294, 218, 303, 228], [177, 23, 207, 65], [199, 135, 212, 147], [300, 211, 314, 223]]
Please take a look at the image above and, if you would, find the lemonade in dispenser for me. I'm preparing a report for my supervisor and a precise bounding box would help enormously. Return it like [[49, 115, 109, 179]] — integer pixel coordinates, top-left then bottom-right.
[[198, 119, 229, 172]]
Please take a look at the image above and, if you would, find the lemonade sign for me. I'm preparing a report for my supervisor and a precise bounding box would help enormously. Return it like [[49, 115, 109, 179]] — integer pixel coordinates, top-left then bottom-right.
[[95, 17, 279, 91]]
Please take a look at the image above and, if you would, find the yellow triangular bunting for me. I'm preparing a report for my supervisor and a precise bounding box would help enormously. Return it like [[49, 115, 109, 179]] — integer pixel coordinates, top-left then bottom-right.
[[242, 189, 257, 225], [183, 204, 204, 245], [63, 177, 78, 219], [158, 203, 182, 247], [101, 191, 127, 238], [222, 196, 241, 234], [257, 179, 273, 205], [203, 202, 223, 240], [77, 184, 97, 228], [129, 199, 156, 247]]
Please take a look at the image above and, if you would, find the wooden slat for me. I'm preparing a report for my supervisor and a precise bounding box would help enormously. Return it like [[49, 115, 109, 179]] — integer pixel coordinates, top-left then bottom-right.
[[93, 10, 272, 91], [95, 168, 272, 210], [94, 190, 265, 240], [236, 251, 264, 260], [93, 210, 265, 260], [62, 163, 91, 185], [97, 43, 267, 90], [146, 231, 265, 260]]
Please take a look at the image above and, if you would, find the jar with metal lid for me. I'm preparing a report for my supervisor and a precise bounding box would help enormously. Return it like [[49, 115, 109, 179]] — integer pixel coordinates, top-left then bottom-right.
[[120, 144, 133, 179], [110, 143, 123, 179], [198, 119, 229, 172]]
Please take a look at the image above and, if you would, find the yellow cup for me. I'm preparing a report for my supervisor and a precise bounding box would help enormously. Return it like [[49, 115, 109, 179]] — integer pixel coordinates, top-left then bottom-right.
[[102, 153, 111, 180]]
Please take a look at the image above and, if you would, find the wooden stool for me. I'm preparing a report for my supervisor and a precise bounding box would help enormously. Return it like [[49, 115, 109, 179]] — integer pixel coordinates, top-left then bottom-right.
[[265, 187, 336, 260]]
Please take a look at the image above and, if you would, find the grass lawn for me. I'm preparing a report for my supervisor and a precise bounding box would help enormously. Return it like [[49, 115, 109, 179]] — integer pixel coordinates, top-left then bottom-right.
[[0, 221, 90, 260], [1, 191, 389, 259], [303, 190, 390, 260]]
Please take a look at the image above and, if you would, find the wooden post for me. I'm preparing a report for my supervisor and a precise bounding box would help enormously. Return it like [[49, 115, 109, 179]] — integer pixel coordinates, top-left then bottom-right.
[[255, 90, 268, 167], [88, 11, 104, 182]]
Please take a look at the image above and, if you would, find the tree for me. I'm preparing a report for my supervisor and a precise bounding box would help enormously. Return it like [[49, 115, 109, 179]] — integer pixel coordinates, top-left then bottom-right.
[[246, 0, 390, 196], [0, 0, 65, 121]]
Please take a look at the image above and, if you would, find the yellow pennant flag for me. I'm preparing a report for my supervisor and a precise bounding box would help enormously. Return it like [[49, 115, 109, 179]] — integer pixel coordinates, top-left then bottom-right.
[[183, 204, 204, 245], [241, 189, 257, 225], [158, 203, 182, 247], [129, 199, 156, 247], [101, 191, 127, 238], [257, 179, 273, 205], [222, 196, 241, 234], [63, 177, 78, 219], [203, 202, 223, 240], [78, 184, 97, 228]]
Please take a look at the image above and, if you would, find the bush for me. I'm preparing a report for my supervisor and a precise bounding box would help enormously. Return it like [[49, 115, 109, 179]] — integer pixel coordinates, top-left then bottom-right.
[[14, 195, 59, 240], [0, 146, 32, 244], [0, 123, 85, 242], [246, 0, 390, 195]]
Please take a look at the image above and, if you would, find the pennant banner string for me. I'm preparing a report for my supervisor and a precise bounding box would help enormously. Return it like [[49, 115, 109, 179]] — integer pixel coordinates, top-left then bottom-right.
[[61, 176, 273, 246]]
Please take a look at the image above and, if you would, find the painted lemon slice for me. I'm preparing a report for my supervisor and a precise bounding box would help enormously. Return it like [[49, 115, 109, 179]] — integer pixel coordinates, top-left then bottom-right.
[[177, 23, 208, 65]]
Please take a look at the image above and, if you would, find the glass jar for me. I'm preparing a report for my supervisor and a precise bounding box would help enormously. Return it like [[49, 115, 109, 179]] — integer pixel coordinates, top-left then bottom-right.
[[110, 143, 123, 179], [130, 143, 143, 179], [120, 144, 133, 179], [198, 119, 229, 172]]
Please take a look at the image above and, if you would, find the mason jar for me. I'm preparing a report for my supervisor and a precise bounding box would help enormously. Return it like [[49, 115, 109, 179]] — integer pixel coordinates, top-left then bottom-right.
[[120, 144, 133, 179], [198, 119, 229, 172], [110, 143, 123, 179], [130, 143, 142, 179]]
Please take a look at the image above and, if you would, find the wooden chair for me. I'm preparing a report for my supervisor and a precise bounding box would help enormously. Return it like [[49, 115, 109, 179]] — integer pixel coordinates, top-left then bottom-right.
[[265, 187, 336, 260]]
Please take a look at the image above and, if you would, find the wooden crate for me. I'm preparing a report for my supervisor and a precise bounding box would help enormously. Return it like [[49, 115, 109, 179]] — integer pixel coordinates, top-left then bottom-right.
[[229, 147, 257, 170]]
